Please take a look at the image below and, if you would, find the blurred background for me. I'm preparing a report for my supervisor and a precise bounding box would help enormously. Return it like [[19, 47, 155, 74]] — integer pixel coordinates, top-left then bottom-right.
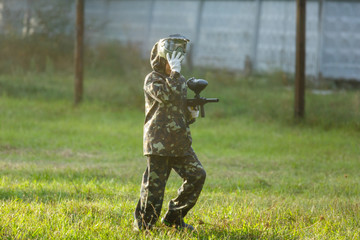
[[0, 2, 359, 238], [0, 0, 360, 128], [1, 0, 360, 83]]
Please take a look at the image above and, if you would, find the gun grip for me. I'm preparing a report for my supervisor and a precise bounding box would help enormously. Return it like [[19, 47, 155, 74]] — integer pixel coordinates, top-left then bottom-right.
[[200, 105, 205, 117]]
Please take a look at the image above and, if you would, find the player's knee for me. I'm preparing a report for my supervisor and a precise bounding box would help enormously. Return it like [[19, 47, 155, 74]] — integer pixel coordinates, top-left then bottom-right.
[[196, 167, 206, 185]]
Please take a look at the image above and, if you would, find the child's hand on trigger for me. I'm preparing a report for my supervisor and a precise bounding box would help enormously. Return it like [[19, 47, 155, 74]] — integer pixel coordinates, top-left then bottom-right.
[[188, 106, 199, 118]]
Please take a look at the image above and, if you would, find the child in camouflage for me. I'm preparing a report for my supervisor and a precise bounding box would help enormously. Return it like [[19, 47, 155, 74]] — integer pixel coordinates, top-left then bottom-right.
[[134, 34, 206, 231]]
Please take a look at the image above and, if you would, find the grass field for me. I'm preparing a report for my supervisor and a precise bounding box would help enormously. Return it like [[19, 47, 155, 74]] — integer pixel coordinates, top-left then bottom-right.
[[0, 70, 359, 239]]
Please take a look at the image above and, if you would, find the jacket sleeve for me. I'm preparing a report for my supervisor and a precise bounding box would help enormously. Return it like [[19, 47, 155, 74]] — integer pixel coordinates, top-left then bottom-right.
[[144, 71, 183, 104]]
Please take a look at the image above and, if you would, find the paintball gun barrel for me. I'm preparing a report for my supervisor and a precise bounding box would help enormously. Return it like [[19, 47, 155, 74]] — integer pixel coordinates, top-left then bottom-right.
[[186, 78, 219, 118]]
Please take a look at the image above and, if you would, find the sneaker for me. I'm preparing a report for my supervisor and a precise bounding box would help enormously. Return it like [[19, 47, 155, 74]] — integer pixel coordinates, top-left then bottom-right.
[[161, 218, 194, 231], [133, 220, 141, 232]]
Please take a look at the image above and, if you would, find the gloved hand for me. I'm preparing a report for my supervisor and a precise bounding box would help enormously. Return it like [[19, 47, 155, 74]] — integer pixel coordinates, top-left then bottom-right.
[[166, 51, 184, 73], [188, 106, 199, 118]]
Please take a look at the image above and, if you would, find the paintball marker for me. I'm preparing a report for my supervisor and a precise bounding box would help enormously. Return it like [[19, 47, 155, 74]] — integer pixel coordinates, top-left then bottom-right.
[[187, 78, 219, 118]]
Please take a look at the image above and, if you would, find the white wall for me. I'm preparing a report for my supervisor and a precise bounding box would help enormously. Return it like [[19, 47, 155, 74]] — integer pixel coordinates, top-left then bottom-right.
[[2, 0, 360, 81]]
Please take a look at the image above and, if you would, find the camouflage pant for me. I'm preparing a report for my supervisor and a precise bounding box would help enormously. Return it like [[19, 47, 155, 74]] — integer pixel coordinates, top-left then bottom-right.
[[134, 153, 206, 229]]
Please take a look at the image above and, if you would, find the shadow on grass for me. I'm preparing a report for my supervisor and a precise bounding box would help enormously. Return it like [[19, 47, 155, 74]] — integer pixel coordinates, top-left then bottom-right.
[[0, 183, 138, 203], [138, 226, 299, 240], [0, 164, 141, 183], [195, 228, 290, 240]]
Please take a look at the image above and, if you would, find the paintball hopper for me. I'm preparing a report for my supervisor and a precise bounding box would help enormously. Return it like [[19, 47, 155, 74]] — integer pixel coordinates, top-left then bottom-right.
[[187, 78, 208, 97], [187, 78, 219, 117]]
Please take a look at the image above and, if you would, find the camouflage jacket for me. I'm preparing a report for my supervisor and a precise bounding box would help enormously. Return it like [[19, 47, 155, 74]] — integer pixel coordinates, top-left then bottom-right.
[[143, 70, 194, 156]]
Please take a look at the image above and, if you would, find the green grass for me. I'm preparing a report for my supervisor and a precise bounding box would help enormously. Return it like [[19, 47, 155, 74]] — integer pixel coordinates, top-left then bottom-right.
[[0, 71, 359, 239]]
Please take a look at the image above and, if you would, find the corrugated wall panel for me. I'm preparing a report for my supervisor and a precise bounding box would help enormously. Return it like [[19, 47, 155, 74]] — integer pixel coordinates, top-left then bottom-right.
[[147, 1, 199, 55], [1, 0, 360, 81], [195, 1, 256, 70], [99, 0, 151, 44], [257, 1, 297, 73], [321, 1, 360, 80]]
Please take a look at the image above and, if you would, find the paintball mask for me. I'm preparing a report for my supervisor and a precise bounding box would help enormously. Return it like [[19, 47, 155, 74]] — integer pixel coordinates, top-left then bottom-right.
[[157, 34, 190, 60]]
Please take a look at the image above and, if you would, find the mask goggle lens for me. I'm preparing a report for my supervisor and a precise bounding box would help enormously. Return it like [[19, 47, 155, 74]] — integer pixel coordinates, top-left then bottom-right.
[[165, 40, 187, 52]]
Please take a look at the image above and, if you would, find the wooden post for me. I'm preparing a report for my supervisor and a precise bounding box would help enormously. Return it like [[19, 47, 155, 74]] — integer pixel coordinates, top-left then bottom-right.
[[294, 0, 306, 118], [74, 0, 84, 105]]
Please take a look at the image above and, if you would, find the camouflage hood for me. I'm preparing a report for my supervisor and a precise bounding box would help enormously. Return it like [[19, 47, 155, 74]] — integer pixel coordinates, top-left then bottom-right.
[[150, 42, 167, 74]]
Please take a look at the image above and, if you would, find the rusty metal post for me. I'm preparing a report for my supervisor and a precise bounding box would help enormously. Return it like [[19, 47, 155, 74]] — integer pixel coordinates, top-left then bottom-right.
[[252, 0, 262, 70], [74, 0, 84, 105], [294, 0, 306, 118]]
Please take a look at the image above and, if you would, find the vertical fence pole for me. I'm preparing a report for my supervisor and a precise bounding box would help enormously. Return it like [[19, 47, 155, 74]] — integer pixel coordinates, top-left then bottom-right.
[[74, 0, 84, 105], [143, 0, 156, 58], [294, 0, 306, 118], [252, 0, 262, 70], [316, 0, 325, 83], [24, 0, 31, 36]]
